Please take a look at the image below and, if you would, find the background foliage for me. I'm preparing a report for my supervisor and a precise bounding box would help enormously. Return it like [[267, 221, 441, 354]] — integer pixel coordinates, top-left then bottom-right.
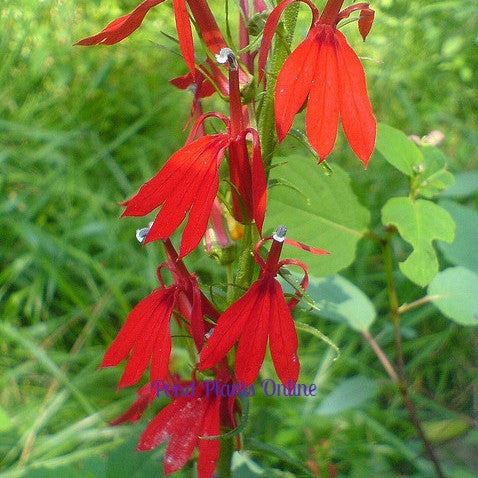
[[1, 0, 477, 477]]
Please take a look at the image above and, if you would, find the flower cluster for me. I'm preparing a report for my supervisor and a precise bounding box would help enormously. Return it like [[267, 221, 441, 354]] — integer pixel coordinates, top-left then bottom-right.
[[76, 0, 375, 476]]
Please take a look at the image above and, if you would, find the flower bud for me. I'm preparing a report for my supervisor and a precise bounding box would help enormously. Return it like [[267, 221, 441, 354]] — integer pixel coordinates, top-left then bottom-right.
[[204, 198, 237, 264]]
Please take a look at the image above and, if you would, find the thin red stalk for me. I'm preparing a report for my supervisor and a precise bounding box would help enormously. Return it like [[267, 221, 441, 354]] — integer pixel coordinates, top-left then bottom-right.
[[362, 330, 398, 383], [239, 0, 252, 72], [187, 0, 226, 54], [265, 237, 285, 274], [383, 235, 446, 478], [319, 0, 345, 25], [162, 238, 190, 279], [229, 66, 243, 137]]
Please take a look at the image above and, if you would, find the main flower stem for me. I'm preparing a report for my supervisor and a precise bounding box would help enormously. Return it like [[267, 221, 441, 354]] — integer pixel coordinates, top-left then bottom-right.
[[258, 4, 299, 177], [382, 232, 446, 478], [216, 228, 256, 476], [234, 223, 257, 301], [216, 435, 234, 478]]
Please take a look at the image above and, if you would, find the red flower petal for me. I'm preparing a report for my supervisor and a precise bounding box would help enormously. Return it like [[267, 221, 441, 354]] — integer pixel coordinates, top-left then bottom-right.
[[136, 394, 206, 472], [117, 289, 176, 389], [163, 397, 208, 475], [258, 0, 319, 84], [100, 288, 173, 369], [336, 30, 376, 167], [197, 396, 221, 478], [247, 129, 267, 235], [144, 138, 226, 252], [268, 279, 299, 384], [122, 136, 218, 216], [137, 397, 184, 451], [275, 29, 320, 143], [109, 384, 152, 425], [178, 147, 224, 257], [74, 0, 163, 46], [358, 8, 375, 41], [149, 312, 174, 386], [199, 285, 256, 371], [186, 0, 227, 55], [234, 278, 272, 385], [122, 135, 228, 255], [283, 238, 330, 255], [305, 26, 340, 162], [172, 0, 196, 77], [228, 137, 253, 224]]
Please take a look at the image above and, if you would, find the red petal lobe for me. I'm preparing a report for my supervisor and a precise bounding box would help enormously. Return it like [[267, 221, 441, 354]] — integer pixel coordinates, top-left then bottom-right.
[[268, 280, 299, 384], [275, 30, 319, 142], [305, 26, 340, 162], [336, 31, 376, 167]]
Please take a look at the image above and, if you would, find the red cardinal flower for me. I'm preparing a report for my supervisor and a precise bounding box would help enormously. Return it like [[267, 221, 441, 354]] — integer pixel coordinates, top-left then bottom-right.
[[74, 0, 228, 79], [122, 114, 265, 257], [74, 0, 195, 76], [200, 225, 329, 386], [258, 0, 376, 166], [137, 369, 239, 478], [100, 240, 217, 389], [109, 383, 153, 425], [123, 50, 267, 258], [169, 59, 230, 132]]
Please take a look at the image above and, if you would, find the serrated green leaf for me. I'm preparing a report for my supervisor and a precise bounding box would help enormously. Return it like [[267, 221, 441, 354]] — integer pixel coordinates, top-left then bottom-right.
[[437, 200, 478, 273], [298, 275, 376, 332], [441, 170, 478, 198], [416, 146, 454, 198], [375, 123, 423, 176], [265, 158, 370, 276], [428, 266, 478, 326], [382, 198, 455, 286], [315, 376, 378, 415]]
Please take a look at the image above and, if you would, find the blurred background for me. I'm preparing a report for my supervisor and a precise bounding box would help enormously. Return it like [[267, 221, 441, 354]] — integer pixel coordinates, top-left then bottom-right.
[[1, 1, 477, 477]]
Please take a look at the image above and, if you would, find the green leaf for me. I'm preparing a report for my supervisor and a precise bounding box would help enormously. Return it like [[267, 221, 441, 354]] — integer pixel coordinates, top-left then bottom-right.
[[244, 441, 315, 477], [22, 468, 85, 478], [298, 274, 376, 332], [315, 375, 378, 415], [427, 266, 478, 326], [416, 146, 454, 198], [106, 436, 164, 477], [422, 418, 469, 443], [232, 452, 264, 477], [441, 170, 478, 198], [375, 123, 423, 176], [0, 405, 12, 432], [382, 197, 455, 286], [437, 200, 478, 273], [265, 157, 370, 276]]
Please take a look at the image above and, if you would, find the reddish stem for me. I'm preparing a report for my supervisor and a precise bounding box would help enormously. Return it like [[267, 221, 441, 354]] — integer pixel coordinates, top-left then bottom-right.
[[162, 239, 190, 279], [319, 0, 345, 25], [264, 227, 286, 274], [239, 0, 253, 72], [229, 64, 243, 137], [187, 0, 226, 54]]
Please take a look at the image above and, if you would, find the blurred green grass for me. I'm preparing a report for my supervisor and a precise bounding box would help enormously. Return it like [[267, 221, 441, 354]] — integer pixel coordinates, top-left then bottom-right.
[[1, 1, 477, 477]]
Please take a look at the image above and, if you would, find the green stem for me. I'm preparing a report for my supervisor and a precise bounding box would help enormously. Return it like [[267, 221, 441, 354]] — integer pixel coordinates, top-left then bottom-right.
[[234, 224, 257, 300], [226, 263, 235, 306], [382, 232, 446, 478], [216, 437, 234, 478], [258, 4, 299, 177]]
